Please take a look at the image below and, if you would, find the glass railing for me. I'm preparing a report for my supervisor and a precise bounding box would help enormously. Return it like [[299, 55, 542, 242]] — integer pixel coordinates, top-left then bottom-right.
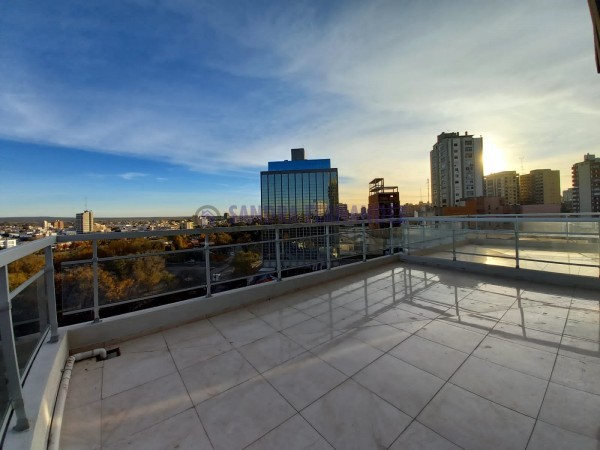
[[401, 215, 600, 277], [0, 214, 598, 439]]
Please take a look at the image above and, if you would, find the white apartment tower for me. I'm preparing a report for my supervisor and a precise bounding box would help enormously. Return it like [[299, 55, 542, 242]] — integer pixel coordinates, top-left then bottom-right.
[[75, 210, 94, 234], [430, 132, 483, 208], [572, 153, 600, 212]]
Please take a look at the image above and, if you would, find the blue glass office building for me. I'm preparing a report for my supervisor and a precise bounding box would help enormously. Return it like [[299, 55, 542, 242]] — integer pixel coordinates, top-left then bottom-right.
[[261, 149, 339, 269], [261, 150, 339, 223]]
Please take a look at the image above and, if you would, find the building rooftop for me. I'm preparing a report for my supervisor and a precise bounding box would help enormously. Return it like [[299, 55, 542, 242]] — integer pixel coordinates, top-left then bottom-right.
[[59, 261, 599, 449]]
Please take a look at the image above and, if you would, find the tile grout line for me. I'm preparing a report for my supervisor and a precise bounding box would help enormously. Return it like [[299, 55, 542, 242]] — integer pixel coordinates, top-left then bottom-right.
[[386, 291, 519, 449], [523, 293, 574, 449], [163, 330, 217, 450]]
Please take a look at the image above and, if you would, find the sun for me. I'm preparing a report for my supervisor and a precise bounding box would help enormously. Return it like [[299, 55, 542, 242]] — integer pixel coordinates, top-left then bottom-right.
[[483, 140, 507, 175]]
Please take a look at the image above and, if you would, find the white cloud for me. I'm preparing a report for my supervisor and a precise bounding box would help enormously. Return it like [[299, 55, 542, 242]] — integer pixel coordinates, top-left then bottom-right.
[[119, 172, 148, 181]]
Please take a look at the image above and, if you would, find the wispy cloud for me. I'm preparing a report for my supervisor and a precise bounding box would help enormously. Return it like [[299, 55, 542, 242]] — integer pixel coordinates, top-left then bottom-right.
[[119, 172, 148, 181]]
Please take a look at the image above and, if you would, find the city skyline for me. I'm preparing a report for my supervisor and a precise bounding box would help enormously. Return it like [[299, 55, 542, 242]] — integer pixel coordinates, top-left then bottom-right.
[[1, 1, 598, 217]]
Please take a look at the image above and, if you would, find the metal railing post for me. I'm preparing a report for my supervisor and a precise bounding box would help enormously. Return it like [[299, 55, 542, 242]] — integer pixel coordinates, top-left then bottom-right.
[[275, 228, 282, 280], [452, 229, 456, 261], [45, 246, 59, 342], [362, 222, 367, 261], [389, 220, 394, 255], [515, 217, 520, 269], [0, 266, 30, 431], [325, 225, 331, 269], [92, 240, 100, 322], [204, 234, 211, 297]]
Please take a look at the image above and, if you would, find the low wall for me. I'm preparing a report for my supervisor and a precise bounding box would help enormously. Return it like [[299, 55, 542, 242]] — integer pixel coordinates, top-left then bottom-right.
[[66, 255, 399, 352]]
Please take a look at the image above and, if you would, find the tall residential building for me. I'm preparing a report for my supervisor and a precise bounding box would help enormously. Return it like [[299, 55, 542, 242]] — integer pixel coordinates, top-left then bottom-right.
[[519, 169, 561, 205], [75, 210, 94, 234], [368, 178, 401, 227], [260, 149, 339, 269], [484, 171, 520, 205], [430, 132, 483, 208], [572, 153, 600, 212]]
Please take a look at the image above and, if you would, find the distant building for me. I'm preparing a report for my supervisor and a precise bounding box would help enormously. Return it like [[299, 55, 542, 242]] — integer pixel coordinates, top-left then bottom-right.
[[179, 221, 195, 230], [572, 153, 600, 212], [485, 171, 520, 205], [430, 131, 484, 209], [368, 178, 401, 227], [53, 220, 65, 229], [519, 169, 561, 205], [562, 188, 575, 212], [260, 149, 339, 269], [338, 203, 349, 221], [0, 238, 17, 249], [75, 210, 94, 234]]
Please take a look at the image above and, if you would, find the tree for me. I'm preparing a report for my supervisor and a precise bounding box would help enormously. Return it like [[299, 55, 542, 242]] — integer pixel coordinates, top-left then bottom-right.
[[232, 251, 261, 276]]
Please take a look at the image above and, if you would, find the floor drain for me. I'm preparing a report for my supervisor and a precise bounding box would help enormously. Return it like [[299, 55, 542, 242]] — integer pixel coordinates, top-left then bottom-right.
[[102, 348, 121, 360]]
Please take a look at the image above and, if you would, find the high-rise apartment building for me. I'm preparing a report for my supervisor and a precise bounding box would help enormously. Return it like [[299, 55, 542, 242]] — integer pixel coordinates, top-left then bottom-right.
[[430, 132, 483, 208], [260, 149, 339, 269], [519, 169, 561, 205], [572, 153, 600, 212], [75, 210, 94, 234], [484, 171, 520, 205]]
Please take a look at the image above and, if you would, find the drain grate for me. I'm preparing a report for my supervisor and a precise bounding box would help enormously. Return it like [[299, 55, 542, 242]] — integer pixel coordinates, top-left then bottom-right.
[[102, 348, 120, 361]]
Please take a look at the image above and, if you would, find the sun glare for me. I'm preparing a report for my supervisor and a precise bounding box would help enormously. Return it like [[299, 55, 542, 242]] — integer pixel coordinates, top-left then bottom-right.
[[483, 140, 507, 175]]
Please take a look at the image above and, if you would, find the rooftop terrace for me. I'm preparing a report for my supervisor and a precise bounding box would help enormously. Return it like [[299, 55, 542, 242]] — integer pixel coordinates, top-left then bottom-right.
[[0, 215, 598, 449], [59, 262, 599, 450]]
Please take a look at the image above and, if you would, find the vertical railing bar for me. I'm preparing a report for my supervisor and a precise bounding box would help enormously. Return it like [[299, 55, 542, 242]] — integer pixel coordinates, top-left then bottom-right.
[[0, 265, 30, 431], [325, 225, 331, 270], [45, 246, 59, 342], [92, 240, 100, 323], [205, 234, 211, 297], [452, 228, 456, 261], [515, 216, 520, 269], [362, 222, 367, 262], [389, 220, 393, 255], [275, 228, 282, 281]]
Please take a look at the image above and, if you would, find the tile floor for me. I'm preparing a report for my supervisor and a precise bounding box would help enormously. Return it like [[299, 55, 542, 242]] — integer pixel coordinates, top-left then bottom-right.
[[60, 262, 600, 449]]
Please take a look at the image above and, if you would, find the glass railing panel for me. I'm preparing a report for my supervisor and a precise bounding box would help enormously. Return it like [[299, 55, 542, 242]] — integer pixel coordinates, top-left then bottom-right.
[[0, 327, 11, 432], [60, 262, 94, 313], [457, 226, 516, 267], [211, 243, 270, 293], [11, 277, 48, 376], [98, 250, 206, 306]]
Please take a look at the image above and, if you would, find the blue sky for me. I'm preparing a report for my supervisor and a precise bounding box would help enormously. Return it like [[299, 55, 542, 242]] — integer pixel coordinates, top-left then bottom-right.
[[1, 0, 598, 217]]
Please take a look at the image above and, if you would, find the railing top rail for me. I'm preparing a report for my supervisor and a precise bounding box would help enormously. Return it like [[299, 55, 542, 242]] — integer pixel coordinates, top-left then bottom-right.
[[0, 235, 56, 267], [402, 215, 600, 223]]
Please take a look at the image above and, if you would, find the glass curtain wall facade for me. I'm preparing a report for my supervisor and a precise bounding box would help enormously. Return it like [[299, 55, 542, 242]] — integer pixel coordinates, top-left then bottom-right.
[[261, 157, 339, 270], [261, 170, 339, 223]]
